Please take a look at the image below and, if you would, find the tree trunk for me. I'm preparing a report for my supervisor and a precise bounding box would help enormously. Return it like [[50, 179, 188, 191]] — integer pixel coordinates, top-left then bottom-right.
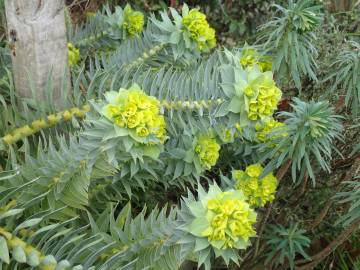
[[5, 0, 69, 108]]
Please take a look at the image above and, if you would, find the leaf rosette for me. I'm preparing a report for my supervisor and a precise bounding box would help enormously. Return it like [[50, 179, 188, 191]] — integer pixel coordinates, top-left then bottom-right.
[[87, 84, 168, 161], [179, 183, 257, 269], [151, 4, 216, 59], [220, 65, 282, 127]]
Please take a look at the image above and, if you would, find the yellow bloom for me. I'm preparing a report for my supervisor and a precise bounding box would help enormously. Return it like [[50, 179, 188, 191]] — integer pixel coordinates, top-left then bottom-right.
[[229, 220, 243, 236], [244, 85, 254, 97], [211, 214, 228, 229], [234, 164, 278, 207], [137, 96, 153, 110], [256, 118, 287, 142], [126, 113, 141, 128], [136, 126, 149, 137], [233, 170, 245, 180], [211, 228, 226, 241], [245, 164, 262, 178], [102, 85, 167, 145], [247, 178, 258, 190], [232, 209, 246, 220], [106, 104, 121, 118], [246, 84, 281, 121], [240, 47, 272, 72], [220, 200, 237, 215], [123, 5, 144, 36], [182, 9, 216, 51], [123, 102, 137, 117], [240, 48, 258, 67], [248, 112, 258, 121], [204, 196, 256, 248], [68, 43, 80, 66], [207, 199, 219, 210], [114, 116, 126, 127], [195, 135, 220, 170]]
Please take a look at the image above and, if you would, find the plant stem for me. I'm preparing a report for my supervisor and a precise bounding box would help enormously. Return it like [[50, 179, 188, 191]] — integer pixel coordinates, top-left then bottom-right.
[[276, 159, 292, 180], [289, 171, 309, 206], [295, 218, 360, 270], [307, 198, 334, 231]]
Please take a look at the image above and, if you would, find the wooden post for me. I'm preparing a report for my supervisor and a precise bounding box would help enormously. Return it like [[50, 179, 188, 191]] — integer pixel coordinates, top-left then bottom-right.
[[4, 0, 70, 107]]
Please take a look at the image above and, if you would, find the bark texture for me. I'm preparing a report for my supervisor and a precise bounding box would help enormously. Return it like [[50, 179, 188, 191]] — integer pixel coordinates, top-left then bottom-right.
[[327, 0, 356, 11], [5, 0, 69, 107]]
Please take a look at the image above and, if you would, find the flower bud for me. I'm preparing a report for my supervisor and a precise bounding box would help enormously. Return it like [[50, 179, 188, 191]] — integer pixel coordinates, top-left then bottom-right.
[[18, 125, 34, 136], [62, 110, 72, 121], [82, 104, 91, 112], [32, 119, 48, 130], [2, 134, 14, 145], [47, 114, 60, 125]]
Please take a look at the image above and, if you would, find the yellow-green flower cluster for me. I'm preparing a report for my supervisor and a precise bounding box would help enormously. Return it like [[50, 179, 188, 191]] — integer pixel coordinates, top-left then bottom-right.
[[104, 85, 166, 144], [185, 184, 257, 266], [240, 47, 272, 72], [195, 135, 220, 169], [233, 164, 278, 207], [68, 43, 80, 66], [182, 9, 216, 52], [202, 193, 257, 249], [245, 72, 282, 121], [123, 5, 144, 36], [255, 118, 287, 142]]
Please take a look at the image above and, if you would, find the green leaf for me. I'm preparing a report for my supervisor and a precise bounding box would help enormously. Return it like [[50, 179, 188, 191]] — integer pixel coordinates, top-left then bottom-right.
[[0, 209, 24, 220], [188, 201, 205, 217], [143, 145, 161, 159], [0, 236, 9, 264], [15, 218, 42, 231], [184, 150, 194, 163], [169, 31, 181, 44], [189, 217, 209, 237], [197, 248, 211, 268], [114, 125, 129, 137], [27, 251, 40, 266], [115, 202, 131, 229], [12, 246, 26, 263], [228, 97, 242, 113], [194, 237, 209, 252], [168, 148, 186, 159]]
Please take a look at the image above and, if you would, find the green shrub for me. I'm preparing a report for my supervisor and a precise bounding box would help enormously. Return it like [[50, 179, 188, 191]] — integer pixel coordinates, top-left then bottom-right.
[[0, 1, 358, 270]]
